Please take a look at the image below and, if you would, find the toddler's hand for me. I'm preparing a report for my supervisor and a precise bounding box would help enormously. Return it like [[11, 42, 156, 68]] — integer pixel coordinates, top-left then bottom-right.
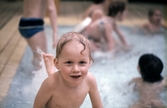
[[43, 53, 55, 76]]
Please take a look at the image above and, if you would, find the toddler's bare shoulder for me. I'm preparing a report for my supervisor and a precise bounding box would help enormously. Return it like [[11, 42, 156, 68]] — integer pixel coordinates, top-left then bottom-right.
[[86, 72, 95, 80], [85, 72, 97, 86], [44, 72, 58, 86]]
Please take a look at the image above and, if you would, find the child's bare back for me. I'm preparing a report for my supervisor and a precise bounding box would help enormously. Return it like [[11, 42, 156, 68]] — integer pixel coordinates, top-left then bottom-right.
[[130, 78, 167, 108], [129, 54, 167, 108]]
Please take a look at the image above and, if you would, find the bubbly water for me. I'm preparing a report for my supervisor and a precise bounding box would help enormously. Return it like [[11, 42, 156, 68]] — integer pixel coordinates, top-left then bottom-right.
[[1, 25, 166, 108]]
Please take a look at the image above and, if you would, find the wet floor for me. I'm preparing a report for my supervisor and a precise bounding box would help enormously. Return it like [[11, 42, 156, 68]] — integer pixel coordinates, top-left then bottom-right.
[[0, 25, 167, 108]]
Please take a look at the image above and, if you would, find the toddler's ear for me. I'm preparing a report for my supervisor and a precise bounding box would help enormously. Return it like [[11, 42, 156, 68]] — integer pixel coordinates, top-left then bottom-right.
[[54, 58, 60, 70]]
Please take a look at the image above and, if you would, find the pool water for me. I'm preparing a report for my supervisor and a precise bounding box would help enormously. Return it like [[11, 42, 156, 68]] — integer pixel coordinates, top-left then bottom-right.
[[1, 25, 166, 108]]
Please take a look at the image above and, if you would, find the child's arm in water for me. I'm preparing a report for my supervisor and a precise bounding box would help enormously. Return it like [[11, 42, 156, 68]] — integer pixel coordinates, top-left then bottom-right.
[[113, 23, 133, 51], [113, 22, 128, 46], [33, 77, 53, 108], [103, 22, 115, 51], [43, 53, 55, 76], [88, 73, 103, 108]]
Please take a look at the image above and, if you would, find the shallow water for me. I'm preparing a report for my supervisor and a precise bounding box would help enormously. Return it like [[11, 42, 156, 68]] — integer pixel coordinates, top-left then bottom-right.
[[1, 25, 166, 108]]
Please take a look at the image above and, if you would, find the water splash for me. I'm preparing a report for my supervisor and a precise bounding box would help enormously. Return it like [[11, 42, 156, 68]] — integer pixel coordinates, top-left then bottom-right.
[[30, 47, 48, 94]]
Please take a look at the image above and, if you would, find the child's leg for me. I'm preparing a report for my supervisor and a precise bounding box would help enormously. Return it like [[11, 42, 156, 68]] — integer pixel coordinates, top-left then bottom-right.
[[27, 31, 47, 69], [43, 53, 55, 76]]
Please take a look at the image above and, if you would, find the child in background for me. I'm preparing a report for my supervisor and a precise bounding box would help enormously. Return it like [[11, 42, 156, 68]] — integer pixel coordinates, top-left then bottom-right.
[[82, 0, 129, 52], [129, 53, 167, 108], [33, 32, 103, 108], [142, 9, 167, 33]]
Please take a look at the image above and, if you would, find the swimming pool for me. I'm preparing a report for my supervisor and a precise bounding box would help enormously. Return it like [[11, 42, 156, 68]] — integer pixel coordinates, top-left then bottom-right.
[[1, 25, 166, 108]]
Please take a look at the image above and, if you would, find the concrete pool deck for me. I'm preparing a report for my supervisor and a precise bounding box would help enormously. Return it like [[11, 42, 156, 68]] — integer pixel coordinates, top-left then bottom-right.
[[0, 0, 166, 107]]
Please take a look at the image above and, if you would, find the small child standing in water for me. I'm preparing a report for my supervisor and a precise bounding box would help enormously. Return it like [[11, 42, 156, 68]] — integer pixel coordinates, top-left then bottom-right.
[[33, 32, 103, 108], [129, 54, 167, 108]]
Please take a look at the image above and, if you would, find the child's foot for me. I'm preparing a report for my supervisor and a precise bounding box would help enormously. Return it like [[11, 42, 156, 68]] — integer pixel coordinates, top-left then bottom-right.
[[43, 53, 55, 76]]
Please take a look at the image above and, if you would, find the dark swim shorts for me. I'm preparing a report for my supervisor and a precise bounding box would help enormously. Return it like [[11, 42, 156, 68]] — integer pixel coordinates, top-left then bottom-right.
[[18, 18, 44, 39]]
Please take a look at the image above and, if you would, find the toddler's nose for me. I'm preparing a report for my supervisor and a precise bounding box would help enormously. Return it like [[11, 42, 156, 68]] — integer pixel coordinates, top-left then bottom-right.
[[73, 65, 80, 72]]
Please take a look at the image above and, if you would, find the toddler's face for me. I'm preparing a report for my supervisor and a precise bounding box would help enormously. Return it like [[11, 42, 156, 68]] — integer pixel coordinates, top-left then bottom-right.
[[55, 40, 91, 87]]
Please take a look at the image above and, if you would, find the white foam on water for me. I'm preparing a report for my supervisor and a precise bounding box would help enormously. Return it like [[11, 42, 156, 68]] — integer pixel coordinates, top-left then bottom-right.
[[33, 47, 48, 78], [22, 48, 48, 100]]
